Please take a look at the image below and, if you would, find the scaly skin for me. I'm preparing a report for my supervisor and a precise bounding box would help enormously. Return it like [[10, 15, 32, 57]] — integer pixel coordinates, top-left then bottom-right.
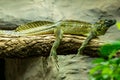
[[0, 19, 116, 70]]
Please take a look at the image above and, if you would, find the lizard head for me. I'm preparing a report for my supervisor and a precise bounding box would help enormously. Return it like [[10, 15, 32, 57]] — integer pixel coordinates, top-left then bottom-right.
[[94, 19, 116, 36]]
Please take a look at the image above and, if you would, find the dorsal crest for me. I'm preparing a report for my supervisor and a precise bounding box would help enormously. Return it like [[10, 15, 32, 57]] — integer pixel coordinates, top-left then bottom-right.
[[15, 21, 53, 32]]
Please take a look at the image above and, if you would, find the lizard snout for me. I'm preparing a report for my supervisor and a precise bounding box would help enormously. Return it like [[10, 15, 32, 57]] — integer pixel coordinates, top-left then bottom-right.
[[104, 19, 116, 27]]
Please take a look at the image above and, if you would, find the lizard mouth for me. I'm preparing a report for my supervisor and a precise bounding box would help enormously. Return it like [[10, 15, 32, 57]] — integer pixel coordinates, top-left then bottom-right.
[[105, 19, 116, 27]]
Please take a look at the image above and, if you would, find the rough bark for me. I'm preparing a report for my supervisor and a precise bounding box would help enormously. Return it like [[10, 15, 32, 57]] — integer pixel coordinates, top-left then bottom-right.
[[0, 34, 103, 58], [0, 34, 105, 80]]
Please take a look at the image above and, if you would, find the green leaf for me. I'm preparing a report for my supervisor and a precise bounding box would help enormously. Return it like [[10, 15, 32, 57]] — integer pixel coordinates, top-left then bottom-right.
[[108, 50, 117, 59], [100, 41, 120, 58], [100, 61, 109, 66], [92, 58, 105, 64], [114, 74, 120, 80], [102, 74, 109, 79], [102, 67, 113, 75], [90, 65, 102, 74], [116, 22, 120, 30], [109, 58, 120, 65]]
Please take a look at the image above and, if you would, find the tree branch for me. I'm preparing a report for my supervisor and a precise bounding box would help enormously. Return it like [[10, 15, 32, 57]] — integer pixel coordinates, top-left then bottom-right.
[[0, 34, 104, 58]]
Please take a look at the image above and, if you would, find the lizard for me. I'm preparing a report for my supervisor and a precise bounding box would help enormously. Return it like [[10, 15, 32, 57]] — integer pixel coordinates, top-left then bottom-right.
[[0, 19, 116, 69]]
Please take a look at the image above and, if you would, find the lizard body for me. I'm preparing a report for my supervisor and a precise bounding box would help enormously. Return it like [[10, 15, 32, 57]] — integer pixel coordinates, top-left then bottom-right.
[[12, 20, 92, 36], [0, 19, 116, 69]]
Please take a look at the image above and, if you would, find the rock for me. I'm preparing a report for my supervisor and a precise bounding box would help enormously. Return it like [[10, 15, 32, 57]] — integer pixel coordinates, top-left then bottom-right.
[[57, 55, 93, 80]]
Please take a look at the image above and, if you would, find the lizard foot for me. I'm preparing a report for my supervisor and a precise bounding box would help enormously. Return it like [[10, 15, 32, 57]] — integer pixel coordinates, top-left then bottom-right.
[[76, 48, 83, 56], [49, 50, 59, 71]]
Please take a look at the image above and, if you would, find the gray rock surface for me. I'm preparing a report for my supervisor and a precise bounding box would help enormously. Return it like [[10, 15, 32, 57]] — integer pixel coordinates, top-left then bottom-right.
[[57, 55, 93, 80], [0, 0, 120, 80]]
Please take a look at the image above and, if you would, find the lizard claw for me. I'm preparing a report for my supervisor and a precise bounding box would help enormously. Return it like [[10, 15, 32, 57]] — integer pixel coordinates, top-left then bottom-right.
[[49, 50, 59, 71], [76, 48, 83, 56]]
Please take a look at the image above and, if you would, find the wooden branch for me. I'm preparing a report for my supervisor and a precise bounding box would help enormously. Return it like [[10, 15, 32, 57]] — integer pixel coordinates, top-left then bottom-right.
[[0, 34, 104, 58]]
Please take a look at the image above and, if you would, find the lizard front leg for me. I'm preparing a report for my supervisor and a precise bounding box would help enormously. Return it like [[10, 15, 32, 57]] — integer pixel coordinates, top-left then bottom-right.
[[49, 26, 63, 70], [77, 31, 96, 56]]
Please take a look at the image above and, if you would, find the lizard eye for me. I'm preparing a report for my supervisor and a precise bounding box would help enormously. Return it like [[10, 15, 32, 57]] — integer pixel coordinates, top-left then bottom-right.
[[104, 19, 112, 23]]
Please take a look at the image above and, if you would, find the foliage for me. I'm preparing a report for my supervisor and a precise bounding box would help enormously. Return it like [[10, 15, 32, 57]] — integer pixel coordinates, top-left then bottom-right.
[[100, 41, 120, 59], [89, 41, 120, 80], [116, 22, 120, 30]]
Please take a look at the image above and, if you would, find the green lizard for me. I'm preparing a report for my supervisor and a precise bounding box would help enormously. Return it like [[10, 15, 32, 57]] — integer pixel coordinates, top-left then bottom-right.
[[0, 19, 116, 69]]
